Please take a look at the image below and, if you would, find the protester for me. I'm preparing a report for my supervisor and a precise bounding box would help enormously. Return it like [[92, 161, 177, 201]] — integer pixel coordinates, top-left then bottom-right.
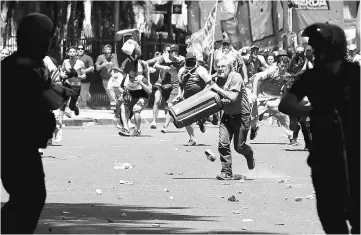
[[210, 58, 255, 180], [347, 44, 361, 65], [1, 48, 10, 60], [151, 44, 171, 129], [250, 52, 294, 142], [266, 53, 276, 66], [95, 44, 119, 108], [175, 52, 212, 145], [77, 44, 94, 108], [118, 39, 151, 137], [152, 44, 184, 131]]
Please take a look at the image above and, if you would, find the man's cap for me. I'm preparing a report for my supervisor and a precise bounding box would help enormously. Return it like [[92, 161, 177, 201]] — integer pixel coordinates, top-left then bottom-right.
[[185, 52, 196, 60], [222, 38, 231, 45], [170, 44, 179, 52], [348, 44, 357, 51], [251, 45, 259, 50]]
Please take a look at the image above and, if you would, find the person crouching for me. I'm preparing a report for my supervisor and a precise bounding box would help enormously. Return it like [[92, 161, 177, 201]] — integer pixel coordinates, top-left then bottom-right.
[[118, 70, 152, 137]]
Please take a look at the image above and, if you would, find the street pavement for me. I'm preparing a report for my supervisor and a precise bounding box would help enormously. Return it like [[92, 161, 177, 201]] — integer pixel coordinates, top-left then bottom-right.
[[1, 120, 324, 234]]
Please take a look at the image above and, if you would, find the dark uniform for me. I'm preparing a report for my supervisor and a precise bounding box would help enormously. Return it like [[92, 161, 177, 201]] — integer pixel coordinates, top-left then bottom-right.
[[1, 13, 60, 233], [287, 23, 360, 234]]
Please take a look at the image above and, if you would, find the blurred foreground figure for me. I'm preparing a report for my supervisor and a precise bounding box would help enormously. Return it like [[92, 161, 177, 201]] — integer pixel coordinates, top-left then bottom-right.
[[1, 13, 73, 233], [279, 23, 360, 234]]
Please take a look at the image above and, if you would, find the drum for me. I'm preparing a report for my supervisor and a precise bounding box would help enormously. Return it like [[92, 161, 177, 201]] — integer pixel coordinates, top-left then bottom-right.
[[169, 88, 223, 128]]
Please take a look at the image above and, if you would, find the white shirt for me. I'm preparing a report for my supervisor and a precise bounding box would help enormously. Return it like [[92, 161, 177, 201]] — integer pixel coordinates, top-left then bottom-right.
[[43, 56, 57, 73]]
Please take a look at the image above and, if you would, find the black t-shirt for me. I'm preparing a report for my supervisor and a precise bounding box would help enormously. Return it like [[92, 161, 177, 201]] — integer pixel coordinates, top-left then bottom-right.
[[1, 53, 56, 150], [288, 60, 360, 147]]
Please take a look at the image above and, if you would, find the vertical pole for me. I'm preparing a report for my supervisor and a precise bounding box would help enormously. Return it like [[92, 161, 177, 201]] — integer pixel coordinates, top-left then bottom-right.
[[209, 0, 218, 74], [272, 0, 280, 49], [114, 1, 120, 49], [356, 3, 360, 48], [167, 1, 173, 41], [282, 0, 289, 49], [288, 6, 293, 33]]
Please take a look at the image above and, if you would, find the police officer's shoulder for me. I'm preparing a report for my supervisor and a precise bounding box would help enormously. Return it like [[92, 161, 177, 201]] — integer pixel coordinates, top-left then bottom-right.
[[345, 60, 360, 78]]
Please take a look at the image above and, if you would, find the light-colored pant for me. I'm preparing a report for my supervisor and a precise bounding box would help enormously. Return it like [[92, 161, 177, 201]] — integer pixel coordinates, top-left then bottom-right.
[[79, 82, 91, 105], [102, 79, 116, 104]]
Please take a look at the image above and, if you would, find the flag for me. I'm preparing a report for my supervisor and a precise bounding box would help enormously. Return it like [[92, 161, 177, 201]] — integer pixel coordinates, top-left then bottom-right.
[[187, 0, 218, 61]]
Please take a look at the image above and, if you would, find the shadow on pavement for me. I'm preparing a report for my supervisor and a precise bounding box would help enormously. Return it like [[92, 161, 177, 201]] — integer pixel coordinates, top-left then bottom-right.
[[173, 177, 217, 180], [0, 202, 280, 234], [182, 144, 211, 147], [250, 143, 288, 145], [283, 149, 308, 152], [163, 131, 186, 134], [33, 203, 216, 234], [193, 231, 280, 234]]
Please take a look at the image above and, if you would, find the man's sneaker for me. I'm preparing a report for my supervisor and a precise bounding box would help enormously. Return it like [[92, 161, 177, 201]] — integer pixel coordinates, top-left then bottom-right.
[[150, 121, 157, 129], [132, 129, 141, 137], [186, 140, 196, 146], [205, 149, 217, 162], [250, 126, 259, 140], [289, 139, 300, 146], [54, 125, 63, 143], [198, 121, 206, 133], [118, 128, 131, 137], [74, 106, 80, 116], [161, 126, 168, 133], [216, 172, 233, 180], [64, 107, 72, 118], [216, 173, 246, 180]]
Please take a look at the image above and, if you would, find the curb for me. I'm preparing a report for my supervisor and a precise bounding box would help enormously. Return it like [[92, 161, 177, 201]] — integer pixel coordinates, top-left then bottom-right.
[[63, 118, 167, 127]]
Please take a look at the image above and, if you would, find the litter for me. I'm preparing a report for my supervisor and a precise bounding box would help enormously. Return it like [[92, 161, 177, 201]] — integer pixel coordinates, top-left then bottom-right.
[[119, 180, 134, 185], [114, 163, 135, 170], [242, 219, 254, 222], [295, 197, 303, 202], [228, 196, 239, 202]]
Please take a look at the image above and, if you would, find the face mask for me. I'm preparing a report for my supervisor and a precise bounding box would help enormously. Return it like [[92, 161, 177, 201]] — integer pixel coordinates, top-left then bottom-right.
[[185, 59, 197, 68]]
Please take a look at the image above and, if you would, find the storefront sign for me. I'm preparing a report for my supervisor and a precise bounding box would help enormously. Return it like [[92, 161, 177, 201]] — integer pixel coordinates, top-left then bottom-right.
[[291, 0, 329, 10]]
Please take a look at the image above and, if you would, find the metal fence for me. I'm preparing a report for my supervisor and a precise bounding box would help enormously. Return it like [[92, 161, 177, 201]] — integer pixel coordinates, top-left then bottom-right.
[[1, 34, 186, 109]]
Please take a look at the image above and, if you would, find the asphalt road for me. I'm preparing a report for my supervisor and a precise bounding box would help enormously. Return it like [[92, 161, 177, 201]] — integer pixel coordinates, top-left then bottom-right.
[[1, 121, 324, 234]]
